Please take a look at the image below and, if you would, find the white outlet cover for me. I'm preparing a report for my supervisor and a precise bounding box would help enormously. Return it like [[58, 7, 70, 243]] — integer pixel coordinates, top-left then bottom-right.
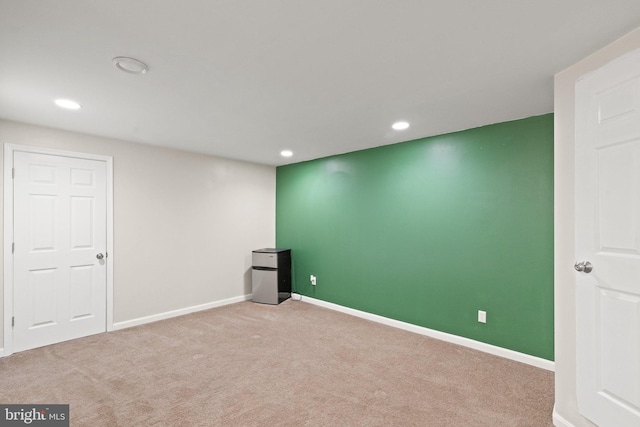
[[478, 310, 487, 323]]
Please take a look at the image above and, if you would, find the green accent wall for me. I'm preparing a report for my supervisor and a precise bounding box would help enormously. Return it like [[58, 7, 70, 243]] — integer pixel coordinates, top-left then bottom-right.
[[276, 114, 554, 360]]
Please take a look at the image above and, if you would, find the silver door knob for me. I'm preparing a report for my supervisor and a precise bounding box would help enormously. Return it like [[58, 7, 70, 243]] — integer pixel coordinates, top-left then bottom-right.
[[574, 261, 593, 273], [96, 253, 104, 260]]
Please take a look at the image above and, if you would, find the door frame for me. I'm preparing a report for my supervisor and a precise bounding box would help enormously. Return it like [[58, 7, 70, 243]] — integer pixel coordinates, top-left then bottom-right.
[[2, 143, 114, 357]]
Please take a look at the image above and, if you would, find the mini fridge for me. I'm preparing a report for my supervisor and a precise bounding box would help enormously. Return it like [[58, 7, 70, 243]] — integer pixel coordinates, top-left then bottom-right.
[[251, 248, 291, 304]]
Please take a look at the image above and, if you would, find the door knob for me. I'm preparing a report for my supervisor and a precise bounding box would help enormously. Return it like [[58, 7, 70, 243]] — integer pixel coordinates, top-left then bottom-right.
[[96, 253, 104, 260], [574, 261, 593, 273]]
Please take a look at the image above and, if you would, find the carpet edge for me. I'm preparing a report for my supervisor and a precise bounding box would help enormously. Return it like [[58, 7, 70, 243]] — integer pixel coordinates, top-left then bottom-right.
[[296, 293, 555, 371], [112, 294, 252, 331]]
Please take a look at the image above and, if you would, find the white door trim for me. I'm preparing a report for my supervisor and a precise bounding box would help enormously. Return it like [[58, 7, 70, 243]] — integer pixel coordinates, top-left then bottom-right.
[[3, 143, 114, 357]]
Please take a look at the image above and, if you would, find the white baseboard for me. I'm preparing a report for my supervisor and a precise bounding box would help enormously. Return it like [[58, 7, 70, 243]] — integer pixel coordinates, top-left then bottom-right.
[[0, 347, 4, 358], [112, 294, 252, 331], [552, 406, 575, 427], [295, 294, 555, 371]]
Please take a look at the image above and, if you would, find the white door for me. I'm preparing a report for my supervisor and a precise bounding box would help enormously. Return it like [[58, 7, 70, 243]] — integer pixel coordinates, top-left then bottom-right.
[[575, 49, 640, 427], [12, 150, 107, 352]]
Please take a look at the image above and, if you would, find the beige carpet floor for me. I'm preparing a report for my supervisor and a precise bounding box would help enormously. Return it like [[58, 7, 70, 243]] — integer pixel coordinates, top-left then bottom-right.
[[0, 300, 554, 426]]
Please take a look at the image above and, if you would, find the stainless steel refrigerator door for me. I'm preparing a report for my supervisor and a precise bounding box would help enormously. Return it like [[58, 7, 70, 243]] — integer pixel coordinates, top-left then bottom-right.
[[252, 252, 278, 269], [252, 268, 278, 304]]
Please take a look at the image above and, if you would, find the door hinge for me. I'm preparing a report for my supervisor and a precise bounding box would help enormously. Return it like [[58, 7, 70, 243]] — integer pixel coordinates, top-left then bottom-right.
[[12, 242, 14, 254], [12, 316, 14, 327], [11, 168, 14, 179]]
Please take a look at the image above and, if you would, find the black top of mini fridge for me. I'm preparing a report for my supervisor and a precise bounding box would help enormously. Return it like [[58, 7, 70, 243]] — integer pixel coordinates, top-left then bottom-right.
[[252, 248, 291, 254]]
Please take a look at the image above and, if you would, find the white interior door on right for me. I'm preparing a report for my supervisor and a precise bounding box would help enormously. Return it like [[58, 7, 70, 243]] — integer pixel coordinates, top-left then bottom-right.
[[575, 49, 640, 427]]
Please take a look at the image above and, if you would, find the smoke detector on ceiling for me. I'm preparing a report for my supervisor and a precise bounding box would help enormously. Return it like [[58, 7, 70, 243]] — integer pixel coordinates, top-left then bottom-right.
[[112, 56, 148, 75]]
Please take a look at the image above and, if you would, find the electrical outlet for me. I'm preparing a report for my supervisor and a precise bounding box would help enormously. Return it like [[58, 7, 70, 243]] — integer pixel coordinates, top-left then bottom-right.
[[310, 275, 317, 285], [478, 310, 487, 323]]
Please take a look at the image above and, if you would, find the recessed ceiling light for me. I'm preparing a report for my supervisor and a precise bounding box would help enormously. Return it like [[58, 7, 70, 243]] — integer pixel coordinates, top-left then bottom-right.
[[113, 56, 148, 74], [280, 150, 293, 157], [392, 121, 410, 130], [54, 99, 81, 110]]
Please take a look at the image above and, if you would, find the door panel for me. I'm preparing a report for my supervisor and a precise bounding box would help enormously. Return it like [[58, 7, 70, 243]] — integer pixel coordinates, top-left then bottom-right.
[[29, 268, 57, 327], [70, 168, 94, 186], [598, 289, 640, 408], [69, 264, 94, 320], [29, 194, 56, 251], [575, 49, 640, 426], [13, 151, 107, 352], [70, 196, 94, 249], [596, 141, 640, 254]]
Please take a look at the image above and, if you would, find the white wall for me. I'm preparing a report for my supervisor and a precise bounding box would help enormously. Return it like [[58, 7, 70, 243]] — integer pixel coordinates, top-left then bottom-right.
[[0, 120, 275, 347], [554, 27, 640, 427]]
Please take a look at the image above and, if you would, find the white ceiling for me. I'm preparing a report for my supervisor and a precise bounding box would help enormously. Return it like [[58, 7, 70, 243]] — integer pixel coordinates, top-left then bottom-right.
[[1, 1, 640, 166]]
